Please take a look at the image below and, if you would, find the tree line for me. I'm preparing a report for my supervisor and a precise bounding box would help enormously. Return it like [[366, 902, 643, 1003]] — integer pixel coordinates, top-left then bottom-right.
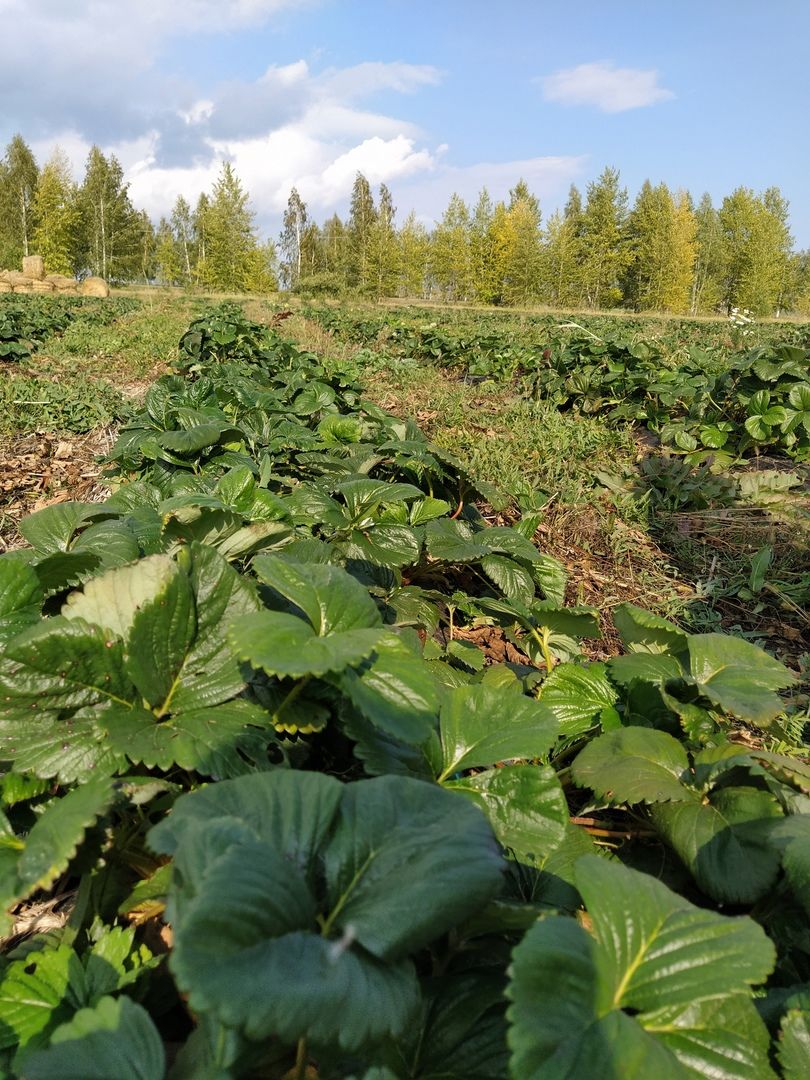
[[0, 135, 275, 290], [278, 170, 807, 316], [1, 133, 808, 314]]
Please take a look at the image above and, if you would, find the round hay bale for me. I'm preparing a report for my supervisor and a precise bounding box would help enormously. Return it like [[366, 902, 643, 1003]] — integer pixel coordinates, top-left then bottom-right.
[[22, 255, 45, 280], [78, 276, 110, 298]]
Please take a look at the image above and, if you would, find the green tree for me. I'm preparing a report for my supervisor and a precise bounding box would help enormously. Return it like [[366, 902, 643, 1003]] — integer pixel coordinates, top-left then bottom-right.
[[245, 239, 279, 293], [192, 193, 210, 285], [397, 211, 429, 297], [155, 217, 182, 285], [469, 188, 497, 303], [347, 173, 377, 292], [368, 183, 398, 298], [431, 193, 471, 300], [719, 187, 793, 315], [502, 179, 543, 304], [763, 186, 793, 316], [279, 187, 308, 289], [77, 147, 142, 280], [198, 162, 264, 292], [579, 167, 629, 309], [32, 148, 79, 275], [170, 196, 195, 283], [541, 210, 581, 308], [623, 182, 695, 312], [691, 193, 726, 314], [321, 214, 349, 281], [0, 134, 39, 266]]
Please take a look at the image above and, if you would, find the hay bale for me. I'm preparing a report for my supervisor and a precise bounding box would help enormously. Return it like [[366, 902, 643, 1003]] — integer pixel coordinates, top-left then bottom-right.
[[0, 270, 10, 282], [12, 284, 33, 294], [56, 284, 78, 295], [22, 255, 45, 280], [31, 280, 55, 293], [78, 276, 110, 298], [0, 281, 12, 293], [46, 274, 76, 289], [5, 271, 31, 286]]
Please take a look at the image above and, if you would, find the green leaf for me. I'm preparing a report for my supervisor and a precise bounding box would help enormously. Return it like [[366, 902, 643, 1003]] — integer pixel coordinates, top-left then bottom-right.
[[61, 555, 177, 639], [71, 521, 141, 572], [253, 554, 382, 633], [125, 561, 196, 709], [687, 634, 794, 725], [101, 700, 275, 777], [2, 617, 133, 710], [156, 421, 232, 453], [169, 542, 260, 713], [0, 944, 83, 1052], [446, 764, 568, 865], [642, 996, 775, 1080], [0, 557, 42, 642], [324, 777, 504, 960], [22, 996, 165, 1080], [572, 728, 694, 805], [530, 554, 568, 606], [508, 918, 681, 1080], [437, 685, 558, 780], [0, 711, 125, 783], [607, 652, 683, 687], [18, 502, 107, 555], [446, 638, 486, 671], [779, 1009, 810, 1080], [149, 772, 502, 1052], [405, 974, 509, 1080], [507, 856, 777, 1079], [339, 632, 439, 744], [612, 604, 688, 652], [580, 854, 776, 1007], [343, 524, 422, 568], [15, 778, 115, 899], [231, 609, 384, 678], [537, 662, 618, 737], [481, 555, 536, 605], [150, 769, 342, 869], [425, 519, 489, 562], [650, 787, 785, 904], [409, 496, 451, 525], [531, 602, 600, 639]]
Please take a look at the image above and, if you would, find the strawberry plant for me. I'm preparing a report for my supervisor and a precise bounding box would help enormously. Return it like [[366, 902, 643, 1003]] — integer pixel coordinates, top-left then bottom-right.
[[0, 303, 806, 1078]]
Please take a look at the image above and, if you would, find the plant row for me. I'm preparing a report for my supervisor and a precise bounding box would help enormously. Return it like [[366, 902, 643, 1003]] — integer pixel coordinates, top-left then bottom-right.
[[0, 295, 141, 362], [0, 302, 807, 1078], [306, 306, 810, 462]]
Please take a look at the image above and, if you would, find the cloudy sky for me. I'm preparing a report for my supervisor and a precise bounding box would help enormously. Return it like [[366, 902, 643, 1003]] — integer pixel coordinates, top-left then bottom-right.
[[2, 0, 808, 244]]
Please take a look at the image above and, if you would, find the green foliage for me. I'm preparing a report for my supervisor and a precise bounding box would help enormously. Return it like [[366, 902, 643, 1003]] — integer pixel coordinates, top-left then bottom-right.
[[0, 304, 805, 1078], [507, 856, 776, 1079]]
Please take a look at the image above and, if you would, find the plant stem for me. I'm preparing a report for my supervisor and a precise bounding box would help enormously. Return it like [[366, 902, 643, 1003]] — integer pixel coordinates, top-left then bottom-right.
[[272, 676, 311, 728], [294, 1036, 308, 1080]]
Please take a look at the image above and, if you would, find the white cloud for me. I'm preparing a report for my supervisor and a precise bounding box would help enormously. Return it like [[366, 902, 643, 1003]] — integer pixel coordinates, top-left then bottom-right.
[[2, 3, 586, 237], [540, 61, 674, 113], [398, 155, 587, 225]]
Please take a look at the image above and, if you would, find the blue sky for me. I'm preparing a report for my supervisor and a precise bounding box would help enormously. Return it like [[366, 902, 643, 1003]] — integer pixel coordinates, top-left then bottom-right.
[[2, 0, 808, 244]]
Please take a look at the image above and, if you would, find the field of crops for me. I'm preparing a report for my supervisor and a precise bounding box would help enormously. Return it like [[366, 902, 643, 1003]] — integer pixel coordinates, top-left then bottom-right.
[[0, 296, 808, 1078]]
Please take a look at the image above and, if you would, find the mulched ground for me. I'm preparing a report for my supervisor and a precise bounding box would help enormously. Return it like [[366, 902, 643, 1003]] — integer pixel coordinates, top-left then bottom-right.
[[0, 428, 116, 550]]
